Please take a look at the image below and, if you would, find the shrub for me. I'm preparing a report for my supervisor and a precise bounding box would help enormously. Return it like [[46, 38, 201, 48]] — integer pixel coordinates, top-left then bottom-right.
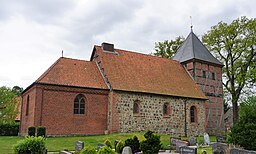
[[37, 126, 46, 137], [140, 130, 161, 154], [97, 146, 115, 154], [80, 146, 97, 154], [13, 136, 46, 154], [28, 126, 36, 136], [116, 140, 125, 154], [0, 123, 19, 136], [125, 135, 140, 153], [104, 139, 112, 149]]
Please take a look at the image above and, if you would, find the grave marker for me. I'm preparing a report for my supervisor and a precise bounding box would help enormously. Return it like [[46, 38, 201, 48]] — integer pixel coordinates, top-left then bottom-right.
[[122, 146, 132, 154], [189, 136, 197, 146], [211, 142, 228, 154], [75, 141, 84, 151], [179, 146, 197, 154], [203, 133, 210, 145]]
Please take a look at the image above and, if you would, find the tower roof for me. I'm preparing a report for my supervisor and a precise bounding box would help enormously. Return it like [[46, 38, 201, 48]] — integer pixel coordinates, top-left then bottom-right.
[[173, 31, 222, 66]]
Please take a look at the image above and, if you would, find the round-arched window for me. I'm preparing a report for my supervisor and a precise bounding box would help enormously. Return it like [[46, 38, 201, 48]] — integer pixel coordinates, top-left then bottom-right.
[[74, 94, 86, 114]]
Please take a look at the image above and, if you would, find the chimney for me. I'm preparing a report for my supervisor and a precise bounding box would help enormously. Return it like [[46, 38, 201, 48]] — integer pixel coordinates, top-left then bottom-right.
[[102, 42, 114, 52]]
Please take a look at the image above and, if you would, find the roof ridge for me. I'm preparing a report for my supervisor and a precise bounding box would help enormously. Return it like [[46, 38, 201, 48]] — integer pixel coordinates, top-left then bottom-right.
[[191, 32, 196, 59], [61, 57, 90, 62], [95, 45, 179, 64]]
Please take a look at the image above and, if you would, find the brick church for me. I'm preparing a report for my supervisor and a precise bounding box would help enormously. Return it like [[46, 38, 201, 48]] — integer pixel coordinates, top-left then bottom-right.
[[20, 31, 223, 136]]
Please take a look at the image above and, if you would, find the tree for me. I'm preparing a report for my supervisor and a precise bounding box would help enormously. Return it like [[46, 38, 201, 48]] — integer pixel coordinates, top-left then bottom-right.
[[202, 16, 256, 124], [0, 86, 19, 123], [228, 96, 256, 150], [12, 86, 23, 96], [153, 36, 184, 58]]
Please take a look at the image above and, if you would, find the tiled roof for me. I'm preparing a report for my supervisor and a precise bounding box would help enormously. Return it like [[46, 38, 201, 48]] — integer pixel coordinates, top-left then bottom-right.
[[36, 57, 108, 89], [94, 46, 207, 99], [173, 31, 223, 66]]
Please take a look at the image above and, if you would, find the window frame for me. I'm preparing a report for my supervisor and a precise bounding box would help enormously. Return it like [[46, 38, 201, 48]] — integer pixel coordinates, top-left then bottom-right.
[[163, 103, 170, 116], [212, 72, 216, 80], [190, 106, 197, 123], [133, 100, 140, 114], [74, 94, 86, 115], [202, 70, 206, 78]]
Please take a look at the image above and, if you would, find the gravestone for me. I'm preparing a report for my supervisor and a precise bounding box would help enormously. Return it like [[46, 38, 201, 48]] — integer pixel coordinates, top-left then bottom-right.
[[176, 140, 189, 152], [203, 133, 210, 145], [179, 146, 197, 154], [211, 142, 228, 154], [189, 136, 197, 146], [216, 136, 225, 143], [97, 142, 106, 150], [75, 141, 84, 151], [171, 138, 181, 146], [122, 146, 132, 154], [230, 148, 256, 154]]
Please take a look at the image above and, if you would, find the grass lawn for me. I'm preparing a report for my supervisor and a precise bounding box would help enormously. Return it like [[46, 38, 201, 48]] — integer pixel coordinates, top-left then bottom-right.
[[0, 133, 215, 154]]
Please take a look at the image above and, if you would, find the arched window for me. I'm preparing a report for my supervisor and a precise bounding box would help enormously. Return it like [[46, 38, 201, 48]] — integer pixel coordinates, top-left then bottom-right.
[[163, 103, 169, 115], [190, 106, 197, 123], [26, 95, 29, 116], [74, 94, 86, 114], [133, 100, 140, 114]]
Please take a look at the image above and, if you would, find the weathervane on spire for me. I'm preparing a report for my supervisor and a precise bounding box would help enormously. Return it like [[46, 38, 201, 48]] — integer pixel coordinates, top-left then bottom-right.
[[190, 16, 193, 32]]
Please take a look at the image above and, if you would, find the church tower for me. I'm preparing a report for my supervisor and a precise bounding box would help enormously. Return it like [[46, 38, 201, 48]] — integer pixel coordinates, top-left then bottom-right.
[[173, 30, 224, 134]]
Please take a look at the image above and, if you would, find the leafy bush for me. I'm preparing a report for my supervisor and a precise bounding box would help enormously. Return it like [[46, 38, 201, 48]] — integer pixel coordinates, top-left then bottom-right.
[[28, 126, 36, 136], [97, 146, 115, 154], [80, 146, 97, 154], [37, 126, 46, 137], [140, 130, 161, 154], [125, 136, 140, 153], [228, 96, 256, 150], [104, 139, 112, 149], [0, 123, 19, 136], [13, 136, 46, 154], [116, 140, 124, 154]]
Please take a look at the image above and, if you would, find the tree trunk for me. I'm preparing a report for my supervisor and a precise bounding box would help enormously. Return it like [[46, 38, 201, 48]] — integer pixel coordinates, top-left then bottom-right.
[[232, 96, 239, 125]]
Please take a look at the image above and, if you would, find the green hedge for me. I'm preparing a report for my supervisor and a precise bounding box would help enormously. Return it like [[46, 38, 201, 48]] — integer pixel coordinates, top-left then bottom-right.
[[0, 123, 19, 136], [13, 136, 46, 154]]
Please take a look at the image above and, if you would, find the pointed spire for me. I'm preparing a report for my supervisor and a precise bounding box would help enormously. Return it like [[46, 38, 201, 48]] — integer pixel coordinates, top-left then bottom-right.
[[172, 30, 222, 66]]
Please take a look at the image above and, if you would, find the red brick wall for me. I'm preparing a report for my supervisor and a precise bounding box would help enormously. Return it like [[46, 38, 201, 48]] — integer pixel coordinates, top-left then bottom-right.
[[20, 86, 37, 135], [108, 91, 120, 133], [184, 61, 224, 134], [21, 84, 109, 136]]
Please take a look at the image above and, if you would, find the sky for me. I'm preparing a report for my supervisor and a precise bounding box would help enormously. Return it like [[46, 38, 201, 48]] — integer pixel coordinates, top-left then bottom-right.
[[0, 0, 255, 89]]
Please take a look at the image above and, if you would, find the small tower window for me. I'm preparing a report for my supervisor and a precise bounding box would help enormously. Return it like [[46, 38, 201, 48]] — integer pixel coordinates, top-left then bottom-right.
[[212, 72, 216, 80], [74, 94, 86, 114], [202, 70, 206, 78], [133, 100, 140, 114]]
